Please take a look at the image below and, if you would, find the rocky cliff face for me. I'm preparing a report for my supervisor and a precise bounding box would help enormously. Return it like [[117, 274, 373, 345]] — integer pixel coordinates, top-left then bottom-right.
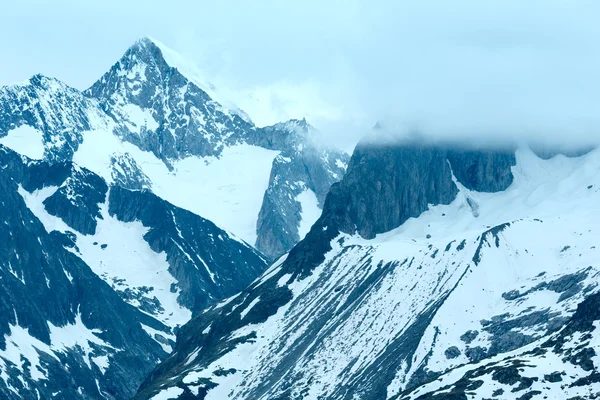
[[329, 142, 458, 239], [318, 140, 515, 240], [254, 120, 348, 258], [446, 148, 516, 192]]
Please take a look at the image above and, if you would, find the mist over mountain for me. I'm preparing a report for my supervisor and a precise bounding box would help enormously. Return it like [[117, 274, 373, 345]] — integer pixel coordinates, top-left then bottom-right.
[[3, 1, 600, 151], [1, 3, 600, 399]]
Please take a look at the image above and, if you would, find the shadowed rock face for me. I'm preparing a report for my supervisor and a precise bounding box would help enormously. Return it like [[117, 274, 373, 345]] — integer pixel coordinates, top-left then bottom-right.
[[447, 149, 516, 192], [43, 167, 109, 235], [332, 143, 458, 239], [321, 141, 516, 240]]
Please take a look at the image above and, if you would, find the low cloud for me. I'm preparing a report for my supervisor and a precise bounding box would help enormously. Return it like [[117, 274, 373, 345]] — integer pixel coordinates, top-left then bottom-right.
[[1, 0, 599, 150]]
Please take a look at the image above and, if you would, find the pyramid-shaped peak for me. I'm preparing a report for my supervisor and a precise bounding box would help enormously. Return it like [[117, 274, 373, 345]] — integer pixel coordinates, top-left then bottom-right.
[[123, 37, 200, 80], [129, 36, 170, 57], [121, 36, 167, 66]]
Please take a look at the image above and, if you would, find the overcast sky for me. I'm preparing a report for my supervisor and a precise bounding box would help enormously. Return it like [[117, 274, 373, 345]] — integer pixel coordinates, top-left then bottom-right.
[[2, 0, 600, 147]]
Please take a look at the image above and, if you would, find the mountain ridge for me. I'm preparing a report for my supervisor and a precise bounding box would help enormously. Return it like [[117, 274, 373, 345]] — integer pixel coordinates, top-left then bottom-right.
[[0, 36, 348, 398], [134, 140, 600, 400]]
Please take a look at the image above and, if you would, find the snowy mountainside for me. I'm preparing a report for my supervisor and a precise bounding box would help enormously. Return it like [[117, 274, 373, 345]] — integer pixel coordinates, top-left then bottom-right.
[[0, 74, 111, 161], [0, 36, 344, 399], [0, 147, 170, 399], [400, 291, 600, 399], [135, 141, 600, 400], [0, 146, 268, 327], [0, 36, 348, 257], [72, 127, 280, 247], [0, 144, 268, 398]]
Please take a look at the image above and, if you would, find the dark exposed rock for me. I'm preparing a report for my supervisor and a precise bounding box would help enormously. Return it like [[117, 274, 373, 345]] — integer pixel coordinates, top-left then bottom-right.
[[460, 330, 479, 344], [501, 269, 589, 304], [327, 142, 458, 239], [445, 346, 461, 359], [544, 372, 563, 382], [465, 346, 488, 362], [516, 390, 542, 400], [43, 166, 108, 235], [447, 148, 516, 192], [502, 290, 521, 300]]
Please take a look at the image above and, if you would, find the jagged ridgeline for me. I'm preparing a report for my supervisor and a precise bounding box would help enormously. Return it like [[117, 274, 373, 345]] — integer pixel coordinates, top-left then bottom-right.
[[0, 37, 347, 399], [0, 37, 348, 259], [136, 137, 600, 400]]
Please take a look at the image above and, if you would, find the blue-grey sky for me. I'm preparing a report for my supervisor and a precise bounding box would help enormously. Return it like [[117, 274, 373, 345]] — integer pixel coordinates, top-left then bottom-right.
[[2, 0, 600, 146]]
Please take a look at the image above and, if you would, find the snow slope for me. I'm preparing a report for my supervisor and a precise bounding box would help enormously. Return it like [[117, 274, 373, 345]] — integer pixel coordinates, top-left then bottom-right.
[[19, 185, 191, 328], [74, 128, 278, 244], [136, 146, 600, 400], [0, 125, 45, 160]]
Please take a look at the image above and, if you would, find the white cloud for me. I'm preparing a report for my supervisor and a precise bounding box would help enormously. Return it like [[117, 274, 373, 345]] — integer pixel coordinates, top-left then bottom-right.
[[1, 0, 599, 148]]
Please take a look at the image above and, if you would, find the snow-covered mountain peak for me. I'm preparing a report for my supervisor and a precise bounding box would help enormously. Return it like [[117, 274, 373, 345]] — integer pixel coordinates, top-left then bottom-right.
[[89, 36, 249, 121], [85, 38, 254, 161], [0, 36, 353, 400]]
